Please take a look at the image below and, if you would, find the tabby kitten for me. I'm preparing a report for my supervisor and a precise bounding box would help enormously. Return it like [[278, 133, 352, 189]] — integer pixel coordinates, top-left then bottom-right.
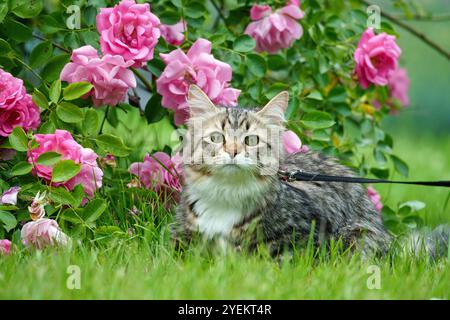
[[171, 85, 391, 256]]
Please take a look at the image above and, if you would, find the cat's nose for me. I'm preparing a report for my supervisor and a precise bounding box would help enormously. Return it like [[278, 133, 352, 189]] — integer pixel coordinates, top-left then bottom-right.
[[225, 143, 238, 158]]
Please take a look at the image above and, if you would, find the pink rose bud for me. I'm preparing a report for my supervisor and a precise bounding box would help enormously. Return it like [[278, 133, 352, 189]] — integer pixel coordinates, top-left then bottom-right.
[[283, 130, 303, 154], [156, 38, 240, 125], [27, 130, 103, 198], [28, 191, 47, 221], [160, 20, 186, 46], [21, 218, 70, 250], [0, 239, 12, 255], [354, 28, 401, 89], [367, 186, 383, 214], [0, 186, 20, 205], [129, 152, 183, 204], [60, 45, 137, 107], [245, 1, 305, 54], [100, 154, 117, 168], [0, 68, 40, 137], [96, 0, 161, 68]]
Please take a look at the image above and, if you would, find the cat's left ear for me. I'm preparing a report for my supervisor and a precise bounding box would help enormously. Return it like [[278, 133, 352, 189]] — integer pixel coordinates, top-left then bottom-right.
[[256, 91, 289, 125], [187, 84, 219, 119]]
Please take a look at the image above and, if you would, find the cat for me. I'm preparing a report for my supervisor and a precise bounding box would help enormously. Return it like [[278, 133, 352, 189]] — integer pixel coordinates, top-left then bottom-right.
[[170, 85, 448, 258]]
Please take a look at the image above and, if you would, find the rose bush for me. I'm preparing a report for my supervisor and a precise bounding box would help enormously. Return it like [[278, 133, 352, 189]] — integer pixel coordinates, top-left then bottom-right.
[[0, 0, 420, 249]]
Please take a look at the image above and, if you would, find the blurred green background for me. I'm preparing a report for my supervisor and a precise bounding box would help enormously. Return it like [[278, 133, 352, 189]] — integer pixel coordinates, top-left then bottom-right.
[[378, 0, 450, 134]]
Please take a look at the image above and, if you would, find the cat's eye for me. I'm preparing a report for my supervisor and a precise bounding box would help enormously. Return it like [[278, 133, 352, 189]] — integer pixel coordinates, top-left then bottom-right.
[[210, 132, 225, 143], [244, 135, 259, 146]]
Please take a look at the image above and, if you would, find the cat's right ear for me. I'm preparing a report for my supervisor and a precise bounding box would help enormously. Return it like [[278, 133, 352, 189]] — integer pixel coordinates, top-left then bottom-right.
[[187, 85, 218, 119], [256, 91, 288, 125]]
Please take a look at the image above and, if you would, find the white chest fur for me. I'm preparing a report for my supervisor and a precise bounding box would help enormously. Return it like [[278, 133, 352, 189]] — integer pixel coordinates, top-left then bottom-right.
[[187, 169, 269, 239]]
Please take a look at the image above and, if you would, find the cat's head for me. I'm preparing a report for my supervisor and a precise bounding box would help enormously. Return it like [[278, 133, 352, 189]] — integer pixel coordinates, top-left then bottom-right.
[[181, 85, 288, 177]]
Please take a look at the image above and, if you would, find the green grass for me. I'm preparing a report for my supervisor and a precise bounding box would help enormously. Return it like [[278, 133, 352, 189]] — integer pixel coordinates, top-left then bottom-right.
[[1, 132, 449, 300]]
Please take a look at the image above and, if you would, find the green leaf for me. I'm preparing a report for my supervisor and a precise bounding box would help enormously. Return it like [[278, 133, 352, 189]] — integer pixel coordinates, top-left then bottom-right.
[[29, 41, 53, 68], [306, 90, 323, 101], [233, 35, 256, 52], [0, 3, 8, 24], [36, 152, 61, 166], [39, 15, 62, 34], [400, 201, 426, 213], [0, 210, 17, 232], [48, 187, 77, 207], [145, 94, 167, 124], [11, 161, 32, 176], [3, 18, 32, 42], [11, 0, 42, 18], [56, 102, 84, 123], [83, 199, 107, 223], [301, 111, 335, 129], [185, 2, 205, 19], [82, 109, 99, 136], [38, 120, 56, 134], [159, 10, 181, 25], [391, 155, 409, 177], [0, 39, 12, 55], [370, 167, 390, 179], [52, 160, 81, 183], [49, 79, 61, 104], [8, 127, 28, 152], [247, 54, 266, 77], [267, 55, 286, 70], [147, 58, 165, 77], [95, 134, 131, 157], [72, 184, 85, 208], [41, 54, 70, 82], [63, 82, 93, 101], [32, 89, 49, 110]]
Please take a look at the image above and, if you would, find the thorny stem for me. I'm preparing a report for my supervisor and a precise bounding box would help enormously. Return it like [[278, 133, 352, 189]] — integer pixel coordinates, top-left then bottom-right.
[[32, 34, 71, 53]]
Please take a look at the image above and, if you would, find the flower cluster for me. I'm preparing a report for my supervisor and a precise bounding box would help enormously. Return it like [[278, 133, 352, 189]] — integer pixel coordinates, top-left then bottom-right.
[[0, 69, 40, 137], [96, 0, 161, 68], [354, 28, 409, 109], [129, 152, 183, 204], [245, 0, 305, 54], [60, 46, 137, 107], [27, 130, 103, 198], [156, 38, 241, 125]]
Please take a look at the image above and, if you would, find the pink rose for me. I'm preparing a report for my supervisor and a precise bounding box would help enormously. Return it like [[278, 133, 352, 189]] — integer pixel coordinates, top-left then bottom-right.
[[283, 131, 308, 154], [96, 0, 161, 67], [156, 38, 241, 125], [60, 45, 136, 107], [27, 130, 103, 198], [0, 69, 40, 137], [160, 20, 186, 46], [1, 186, 20, 205], [245, 1, 305, 54], [0, 69, 26, 110], [21, 218, 70, 250], [388, 67, 410, 107], [0, 239, 11, 255], [354, 28, 401, 89], [129, 152, 183, 203], [367, 186, 383, 213]]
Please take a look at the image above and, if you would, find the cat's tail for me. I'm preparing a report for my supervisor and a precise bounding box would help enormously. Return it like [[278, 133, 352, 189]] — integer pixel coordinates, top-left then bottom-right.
[[400, 224, 450, 259]]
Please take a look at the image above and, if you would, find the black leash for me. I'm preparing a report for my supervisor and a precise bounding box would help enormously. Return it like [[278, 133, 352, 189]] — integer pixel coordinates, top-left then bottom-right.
[[279, 170, 450, 188]]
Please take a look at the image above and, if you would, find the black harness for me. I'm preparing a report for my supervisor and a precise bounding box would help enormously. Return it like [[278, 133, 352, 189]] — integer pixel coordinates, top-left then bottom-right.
[[278, 170, 450, 188]]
